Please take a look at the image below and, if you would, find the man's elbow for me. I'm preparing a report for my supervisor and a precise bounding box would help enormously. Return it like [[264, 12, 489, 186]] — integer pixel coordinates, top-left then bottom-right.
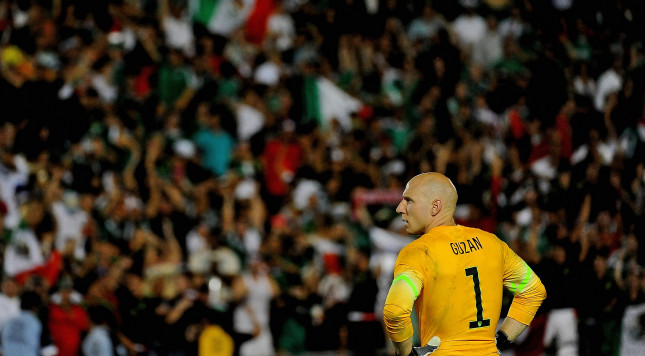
[[383, 303, 414, 342], [383, 303, 408, 327], [536, 279, 547, 302]]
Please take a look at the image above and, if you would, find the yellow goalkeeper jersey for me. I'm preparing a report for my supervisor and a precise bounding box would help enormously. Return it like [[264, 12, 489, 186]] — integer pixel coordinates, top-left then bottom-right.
[[391, 225, 546, 355]]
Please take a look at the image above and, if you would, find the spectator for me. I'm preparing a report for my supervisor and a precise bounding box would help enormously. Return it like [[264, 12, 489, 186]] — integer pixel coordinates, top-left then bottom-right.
[[451, 2, 487, 58], [345, 247, 384, 355], [264, 1, 296, 53], [1, 290, 49, 356], [407, 3, 446, 45], [47, 276, 89, 356], [572, 62, 597, 100], [160, 272, 215, 356], [0, 276, 20, 334], [82, 305, 116, 356], [472, 15, 504, 71], [578, 249, 622, 356], [595, 56, 624, 113], [537, 239, 581, 356], [192, 102, 236, 177], [158, 48, 199, 116], [232, 258, 280, 356], [52, 190, 89, 261], [498, 5, 530, 40], [3, 198, 47, 278], [260, 119, 303, 215], [116, 271, 163, 355], [620, 301, 645, 356], [160, 0, 195, 57]]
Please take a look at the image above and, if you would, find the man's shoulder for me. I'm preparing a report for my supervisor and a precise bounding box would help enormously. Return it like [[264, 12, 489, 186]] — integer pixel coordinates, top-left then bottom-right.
[[422, 224, 497, 238], [397, 238, 432, 259], [403, 236, 431, 250], [453, 225, 501, 240], [7, 311, 38, 325]]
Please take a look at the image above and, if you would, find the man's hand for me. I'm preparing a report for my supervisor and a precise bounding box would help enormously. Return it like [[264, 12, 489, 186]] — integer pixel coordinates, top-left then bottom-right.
[[495, 330, 513, 353], [410, 336, 441, 356]]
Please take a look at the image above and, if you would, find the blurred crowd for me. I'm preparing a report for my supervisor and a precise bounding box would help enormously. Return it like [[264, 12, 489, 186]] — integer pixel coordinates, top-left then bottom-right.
[[0, 0, 645, 355]]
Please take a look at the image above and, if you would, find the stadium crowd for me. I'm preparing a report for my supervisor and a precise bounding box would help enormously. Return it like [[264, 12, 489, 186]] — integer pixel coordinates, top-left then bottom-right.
[[0, 0, 645, 355]]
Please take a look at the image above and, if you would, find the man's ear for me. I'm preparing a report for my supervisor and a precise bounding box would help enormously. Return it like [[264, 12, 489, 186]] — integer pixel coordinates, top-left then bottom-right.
[[431, 199, 442, 217]]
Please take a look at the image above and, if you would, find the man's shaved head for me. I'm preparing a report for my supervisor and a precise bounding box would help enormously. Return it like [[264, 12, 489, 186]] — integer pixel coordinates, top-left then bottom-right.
[[397, 172, 458, 235], [409, 173, 458, 211]]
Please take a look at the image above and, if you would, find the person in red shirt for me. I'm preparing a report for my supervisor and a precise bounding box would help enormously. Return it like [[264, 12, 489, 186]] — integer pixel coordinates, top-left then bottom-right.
[[261, 119, 303, 214], [48, 277, 89, 356]]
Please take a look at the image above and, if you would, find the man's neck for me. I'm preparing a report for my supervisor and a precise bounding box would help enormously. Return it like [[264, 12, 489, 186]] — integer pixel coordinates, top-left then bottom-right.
[[425, 217, 457, 233]]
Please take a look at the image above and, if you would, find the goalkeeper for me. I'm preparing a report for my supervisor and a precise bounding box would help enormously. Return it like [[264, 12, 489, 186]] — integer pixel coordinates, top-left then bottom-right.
[[384, 173, 547, 355]]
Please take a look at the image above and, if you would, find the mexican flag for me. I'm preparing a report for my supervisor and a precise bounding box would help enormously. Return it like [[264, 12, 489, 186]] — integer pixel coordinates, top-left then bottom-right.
[[191, 0, 274, 43], [304, 76, 362, 131]]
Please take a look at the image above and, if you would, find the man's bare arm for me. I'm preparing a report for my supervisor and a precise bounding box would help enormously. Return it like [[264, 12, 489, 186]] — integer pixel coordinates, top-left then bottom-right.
[[498, 316, 528, 341], [392, 336, 414, 356]]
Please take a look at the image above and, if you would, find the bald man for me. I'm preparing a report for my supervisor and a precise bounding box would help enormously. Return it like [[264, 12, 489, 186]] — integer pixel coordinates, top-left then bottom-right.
[[383, 173, 546, 356]]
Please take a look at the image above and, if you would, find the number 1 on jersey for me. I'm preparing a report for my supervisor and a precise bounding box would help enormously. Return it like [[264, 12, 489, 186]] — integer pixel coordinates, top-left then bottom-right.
[[465, 267, 490, 329]]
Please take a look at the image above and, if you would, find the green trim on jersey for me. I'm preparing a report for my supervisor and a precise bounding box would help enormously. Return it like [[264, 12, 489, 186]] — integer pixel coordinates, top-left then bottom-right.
[[511, 263, 531, 294], [393, 274, 419, 299]]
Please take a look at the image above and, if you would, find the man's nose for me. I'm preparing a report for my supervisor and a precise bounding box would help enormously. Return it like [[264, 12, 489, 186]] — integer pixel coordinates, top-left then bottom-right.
[[396, 201, 405, 213]]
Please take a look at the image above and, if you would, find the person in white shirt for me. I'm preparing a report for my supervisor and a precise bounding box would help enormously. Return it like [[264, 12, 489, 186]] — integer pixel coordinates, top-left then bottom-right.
[[265, 1, 296, 52], [452, 4, 487, 57], [0, 154, 30, 230], [161, 0, 195, 57], [82, 305, 115, 356], [572, 61, 597, 100], [498, 6, 529, 40], [0, 276, 21, 335], [232, 259, 280, 356], [235, 88, 266, 142], [471, 15, 504, 70], [594, 58, 623, 112], [407, 3, 446, 44], [3, 228, 46, 278], [52, 191, 89, 261]]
